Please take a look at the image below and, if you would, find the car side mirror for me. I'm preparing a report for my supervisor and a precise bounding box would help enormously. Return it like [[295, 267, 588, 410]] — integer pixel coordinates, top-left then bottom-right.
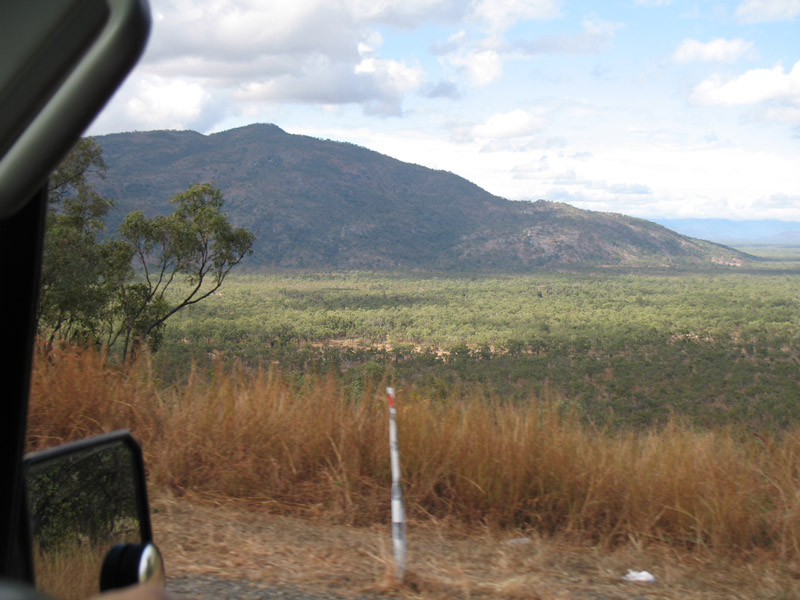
[[23, 431, 164, 599]]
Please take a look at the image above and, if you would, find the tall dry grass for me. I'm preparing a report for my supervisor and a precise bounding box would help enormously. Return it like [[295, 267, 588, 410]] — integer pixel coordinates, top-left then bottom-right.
[[32, 541, 109, 600], [27, 343, 800, 561]]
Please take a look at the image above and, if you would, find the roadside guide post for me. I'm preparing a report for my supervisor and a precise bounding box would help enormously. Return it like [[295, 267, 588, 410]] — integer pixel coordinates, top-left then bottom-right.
[[386, 387, 406, 581]]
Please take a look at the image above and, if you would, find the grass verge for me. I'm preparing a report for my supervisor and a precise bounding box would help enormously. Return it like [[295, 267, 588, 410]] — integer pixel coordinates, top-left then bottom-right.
[[27, 343, 800, 566]]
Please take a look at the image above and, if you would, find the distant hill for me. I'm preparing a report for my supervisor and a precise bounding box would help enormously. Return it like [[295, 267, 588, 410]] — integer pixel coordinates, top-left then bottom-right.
[[654, 219, 800, 246], [92, 123, 749, 271]]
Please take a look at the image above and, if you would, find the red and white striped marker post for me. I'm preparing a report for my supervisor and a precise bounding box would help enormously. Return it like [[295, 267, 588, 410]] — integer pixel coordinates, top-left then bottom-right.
[[386, 387, 406, 581]]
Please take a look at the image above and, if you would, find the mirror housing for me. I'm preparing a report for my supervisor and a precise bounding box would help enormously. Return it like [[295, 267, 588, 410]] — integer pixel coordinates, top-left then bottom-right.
[[100, 542, 164, 592], [23, 431, 163, 598]]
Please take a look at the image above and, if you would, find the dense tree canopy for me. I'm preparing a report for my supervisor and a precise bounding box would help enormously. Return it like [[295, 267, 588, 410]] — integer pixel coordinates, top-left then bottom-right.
[[39, 139, 125, 345]]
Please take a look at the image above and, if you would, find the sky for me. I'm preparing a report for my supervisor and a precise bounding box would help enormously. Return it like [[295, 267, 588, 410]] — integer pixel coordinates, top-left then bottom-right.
[[88, 0, 800, 221]]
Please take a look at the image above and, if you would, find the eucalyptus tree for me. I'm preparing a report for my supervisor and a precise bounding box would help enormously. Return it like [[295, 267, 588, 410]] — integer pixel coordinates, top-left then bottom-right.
[[113, 183, 254, 359]]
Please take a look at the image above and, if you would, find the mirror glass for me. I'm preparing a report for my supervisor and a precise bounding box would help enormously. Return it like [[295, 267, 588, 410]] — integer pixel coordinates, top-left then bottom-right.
[[24, 432, 152, 600]]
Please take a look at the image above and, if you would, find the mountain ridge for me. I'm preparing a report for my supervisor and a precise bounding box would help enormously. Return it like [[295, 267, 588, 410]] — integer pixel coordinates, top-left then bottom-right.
[[92, 123, 749, 271]]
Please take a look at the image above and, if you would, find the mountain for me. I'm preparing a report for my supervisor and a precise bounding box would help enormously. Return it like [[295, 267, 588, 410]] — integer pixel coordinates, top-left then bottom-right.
[[654, 219, 800, 246], [92, 123, 749, 271]]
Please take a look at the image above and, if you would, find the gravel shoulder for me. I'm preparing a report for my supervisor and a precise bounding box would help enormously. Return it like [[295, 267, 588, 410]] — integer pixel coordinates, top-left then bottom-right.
[[151, 493, 799, 600], [167, 576, 357, 600]]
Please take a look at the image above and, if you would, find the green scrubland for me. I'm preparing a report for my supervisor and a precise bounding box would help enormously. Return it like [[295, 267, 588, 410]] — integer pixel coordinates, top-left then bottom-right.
[[154, 250, 800, 429]]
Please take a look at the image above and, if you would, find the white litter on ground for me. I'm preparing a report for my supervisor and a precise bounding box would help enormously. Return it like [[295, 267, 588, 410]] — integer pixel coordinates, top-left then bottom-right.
[[505, 537, 531, 546], [622, 569, 656, 583]]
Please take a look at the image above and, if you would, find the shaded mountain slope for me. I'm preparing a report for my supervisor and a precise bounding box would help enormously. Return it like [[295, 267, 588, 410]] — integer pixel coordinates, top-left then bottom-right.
[[93, 123, 748, 270]]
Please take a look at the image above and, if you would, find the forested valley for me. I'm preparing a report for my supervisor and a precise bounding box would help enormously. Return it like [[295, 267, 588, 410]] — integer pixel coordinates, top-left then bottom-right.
[[153, 258, 800, 429]]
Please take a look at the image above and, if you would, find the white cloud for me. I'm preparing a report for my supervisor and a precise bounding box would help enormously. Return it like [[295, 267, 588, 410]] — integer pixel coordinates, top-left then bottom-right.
[[147, 0, 462, 62], [735, 0, 800, 23], [515, 16, 622, 55], [511, 155, 550, 175], [570, 143, 800, 220], [470, 0, 562, 35], [422, 79, 461, 98], [354, 38, 423, 94], [125, 75, 212, 129], [690, 60, 800, 105], [764, 103, 800, 124], [131, 0, 460, 121], [511, 155, 576, 182], [233, 50, 422, 116], [472, 109, 546, 139], [436, 31, 503, 88], [447, 48, 504, 86], [342, 0, 462, 24], [439, 3, 570, 87], [753, 193, 800, 209], [355, 55, 424, 99], [606, 183, 652, 195], [673, 38, 754, 63], [146, 2, 354, 64]]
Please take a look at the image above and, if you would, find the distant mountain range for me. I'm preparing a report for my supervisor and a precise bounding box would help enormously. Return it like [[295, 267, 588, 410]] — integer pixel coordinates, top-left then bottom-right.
[[91, 123, 749, 271], [653, 219, 800, 246]]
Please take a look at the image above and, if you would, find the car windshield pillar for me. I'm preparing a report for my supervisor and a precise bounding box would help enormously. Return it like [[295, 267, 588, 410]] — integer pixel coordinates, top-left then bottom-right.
[[0, 185, 47, 582]]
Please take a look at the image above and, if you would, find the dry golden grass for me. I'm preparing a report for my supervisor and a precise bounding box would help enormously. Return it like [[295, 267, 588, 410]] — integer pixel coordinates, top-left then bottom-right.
[[32, 542, 108, 600], [26, 342, 800, 574]]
